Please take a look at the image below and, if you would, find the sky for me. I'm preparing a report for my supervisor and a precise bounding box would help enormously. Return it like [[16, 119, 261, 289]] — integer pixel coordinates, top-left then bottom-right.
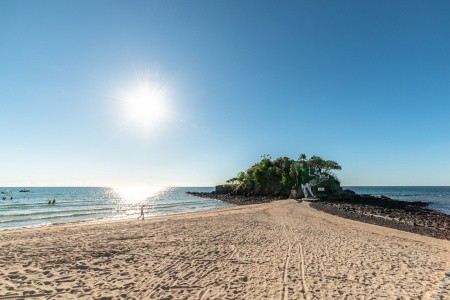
[[1, 0, 450, 187]]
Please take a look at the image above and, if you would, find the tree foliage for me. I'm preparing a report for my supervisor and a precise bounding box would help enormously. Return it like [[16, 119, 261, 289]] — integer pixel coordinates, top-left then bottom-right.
[[227, 154, 342, 197]]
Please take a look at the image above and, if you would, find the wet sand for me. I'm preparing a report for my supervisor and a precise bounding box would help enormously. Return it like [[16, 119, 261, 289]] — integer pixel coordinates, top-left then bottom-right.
[[0, 200, 449, 299]]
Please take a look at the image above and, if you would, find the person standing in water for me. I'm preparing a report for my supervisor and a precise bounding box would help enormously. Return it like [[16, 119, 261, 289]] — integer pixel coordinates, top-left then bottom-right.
[[137, 205, 144, 221]]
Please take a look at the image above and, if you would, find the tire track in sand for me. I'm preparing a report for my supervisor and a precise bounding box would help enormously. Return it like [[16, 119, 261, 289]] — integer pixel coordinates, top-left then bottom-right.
[[298, 243, 308, 295], [281, 227, 292, 300], [285, 225, 309, 300]]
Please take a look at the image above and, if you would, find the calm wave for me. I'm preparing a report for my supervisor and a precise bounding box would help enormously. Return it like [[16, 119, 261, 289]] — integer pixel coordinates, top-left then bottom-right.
[[344, 186, 450, 215], [0, 187, 231, 230]]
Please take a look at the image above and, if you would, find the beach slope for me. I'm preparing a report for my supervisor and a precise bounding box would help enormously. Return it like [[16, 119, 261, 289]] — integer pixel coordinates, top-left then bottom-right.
[[0, 200, 449, 299]]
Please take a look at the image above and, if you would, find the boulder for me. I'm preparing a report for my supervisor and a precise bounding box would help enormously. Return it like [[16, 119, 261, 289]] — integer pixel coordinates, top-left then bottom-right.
[[215, 185, 236, 194]]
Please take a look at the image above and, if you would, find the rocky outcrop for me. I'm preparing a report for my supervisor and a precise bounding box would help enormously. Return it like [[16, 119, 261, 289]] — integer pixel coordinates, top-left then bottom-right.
[[187, 191, 285, 205], [311, 190, 450, 240], [215, 185, 236, 194], [289, 189, 305, 199]]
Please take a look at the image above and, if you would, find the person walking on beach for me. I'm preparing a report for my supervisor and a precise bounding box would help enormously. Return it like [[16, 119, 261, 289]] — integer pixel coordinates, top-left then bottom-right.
[[137, 205, 145, 221]]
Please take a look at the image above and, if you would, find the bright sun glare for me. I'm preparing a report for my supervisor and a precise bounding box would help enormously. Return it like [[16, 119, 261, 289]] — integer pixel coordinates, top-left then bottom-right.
[[123, 82, 168, 128], [115, 186, 163, 204]]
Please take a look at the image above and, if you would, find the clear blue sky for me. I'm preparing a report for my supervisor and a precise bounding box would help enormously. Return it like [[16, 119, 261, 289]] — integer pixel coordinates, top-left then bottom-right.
[[1, 0, 450, 187]]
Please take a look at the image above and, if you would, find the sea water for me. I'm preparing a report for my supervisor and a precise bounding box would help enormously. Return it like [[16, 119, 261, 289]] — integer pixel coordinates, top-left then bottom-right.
[[0, 187, 231, 230], [344, 186, 450, 215], [1, 186, 449, 230]]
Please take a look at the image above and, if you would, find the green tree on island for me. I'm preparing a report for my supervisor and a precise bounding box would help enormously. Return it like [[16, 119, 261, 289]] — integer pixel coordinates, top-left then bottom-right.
[[226, 154, 342, 197]]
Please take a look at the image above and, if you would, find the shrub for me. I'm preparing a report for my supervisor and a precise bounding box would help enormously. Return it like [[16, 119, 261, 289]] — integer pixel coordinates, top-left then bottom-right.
[[228, 154, 342, 197]]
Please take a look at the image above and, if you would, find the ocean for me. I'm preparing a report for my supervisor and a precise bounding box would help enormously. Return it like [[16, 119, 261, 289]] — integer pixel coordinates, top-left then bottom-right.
[[0, 187, 230, 230], [1, 186, 449, 230]]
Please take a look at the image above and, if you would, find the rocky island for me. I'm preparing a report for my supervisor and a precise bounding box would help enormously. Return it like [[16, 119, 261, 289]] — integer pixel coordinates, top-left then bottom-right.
[[189, 154, 450, 240]]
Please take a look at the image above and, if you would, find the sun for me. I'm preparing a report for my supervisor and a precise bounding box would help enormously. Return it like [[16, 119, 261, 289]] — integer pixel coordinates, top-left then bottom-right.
[[123, 82, 167, 128]]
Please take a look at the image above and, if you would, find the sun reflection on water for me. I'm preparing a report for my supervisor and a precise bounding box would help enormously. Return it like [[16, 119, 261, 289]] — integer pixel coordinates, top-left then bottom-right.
[[114, 186, 163, 204]]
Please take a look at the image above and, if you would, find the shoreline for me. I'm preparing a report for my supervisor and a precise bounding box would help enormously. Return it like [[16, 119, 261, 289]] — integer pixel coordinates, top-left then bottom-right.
[[0, 204, 237, 233], [1, 200, 449, 299], [3, 190, 449, 241]]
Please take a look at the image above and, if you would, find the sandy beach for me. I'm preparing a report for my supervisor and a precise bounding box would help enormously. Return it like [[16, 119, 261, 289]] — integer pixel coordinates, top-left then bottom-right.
[[1, 200, 449, 299]]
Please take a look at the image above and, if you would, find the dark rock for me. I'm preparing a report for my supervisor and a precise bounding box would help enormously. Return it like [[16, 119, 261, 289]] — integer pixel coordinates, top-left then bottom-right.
[[215, 185, 236, 194], [342, 189, 356, 194], [186, 191, 285, 205], [311, 193, 450, 240]]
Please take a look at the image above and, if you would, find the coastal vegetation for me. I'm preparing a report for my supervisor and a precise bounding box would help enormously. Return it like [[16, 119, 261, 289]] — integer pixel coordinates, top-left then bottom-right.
[[225, 154, 342, 197]]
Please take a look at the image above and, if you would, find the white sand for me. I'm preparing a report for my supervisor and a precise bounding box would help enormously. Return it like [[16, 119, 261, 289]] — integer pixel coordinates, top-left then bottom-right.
[[0, 200, 449, 299]]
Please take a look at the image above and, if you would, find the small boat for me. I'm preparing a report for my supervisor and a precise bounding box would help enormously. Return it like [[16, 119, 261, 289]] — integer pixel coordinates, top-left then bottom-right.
[[19, 189, 31, 193], [1, 190, 10, 194]]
